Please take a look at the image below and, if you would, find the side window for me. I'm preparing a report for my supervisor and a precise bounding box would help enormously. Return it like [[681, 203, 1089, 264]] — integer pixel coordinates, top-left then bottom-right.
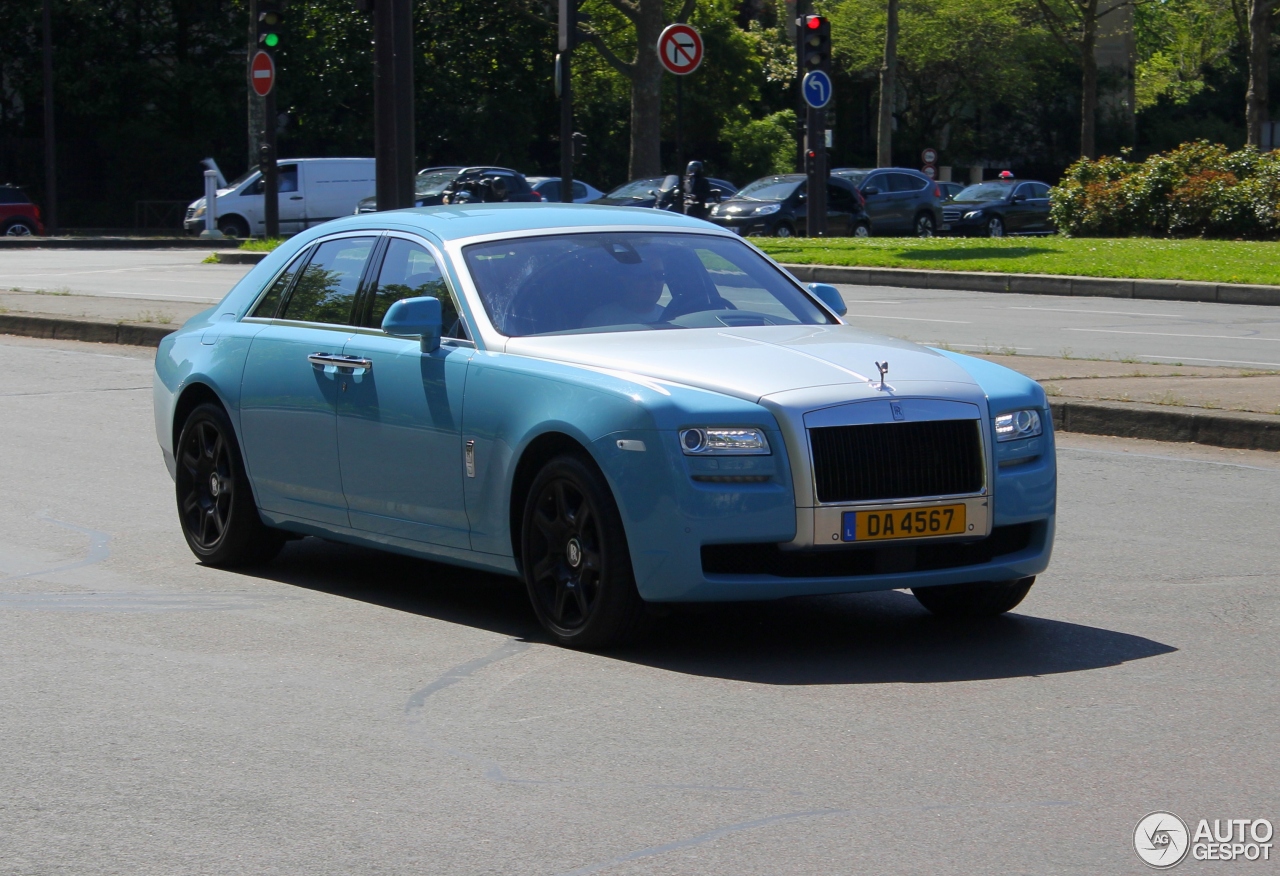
[[366, 238, 463, 336], [572, 182, 588, 200], [279, 236, 375, 325], [540, 181, 560, 201], [277, 166, 299, 193], [1014, 183, 1032, 199], [864, 174, 887, 193], [827, 184, 856, 211], [890, 173, 924, 192], [251, 248, 310, 318], [1032, 183, 1051, 199]]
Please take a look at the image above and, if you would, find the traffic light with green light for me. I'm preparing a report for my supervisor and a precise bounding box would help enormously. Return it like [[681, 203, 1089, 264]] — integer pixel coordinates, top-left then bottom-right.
[[258, 1, 285, 51]]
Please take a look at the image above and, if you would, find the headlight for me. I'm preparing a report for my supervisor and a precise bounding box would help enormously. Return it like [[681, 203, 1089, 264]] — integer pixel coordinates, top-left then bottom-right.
[[994, 409, 1043, 442], [963, 209, 984, 220], [679, 427, 771, 455], [755, 203, 781, 215], [192, 204, 206, 218]]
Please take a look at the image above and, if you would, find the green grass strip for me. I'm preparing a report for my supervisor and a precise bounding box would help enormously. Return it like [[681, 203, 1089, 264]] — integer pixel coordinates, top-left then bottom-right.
[[755, 237, 1280, 286], [237, 237, 286, 252]]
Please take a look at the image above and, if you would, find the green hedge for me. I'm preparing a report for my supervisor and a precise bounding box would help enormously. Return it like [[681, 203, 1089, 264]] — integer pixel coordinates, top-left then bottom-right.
[[1050, 141, 1280, 239]]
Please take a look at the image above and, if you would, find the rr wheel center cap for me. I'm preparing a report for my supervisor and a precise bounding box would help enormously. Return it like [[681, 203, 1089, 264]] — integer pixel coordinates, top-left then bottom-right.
[[209, 474, 222, 497], [565, 538, 582, 568]]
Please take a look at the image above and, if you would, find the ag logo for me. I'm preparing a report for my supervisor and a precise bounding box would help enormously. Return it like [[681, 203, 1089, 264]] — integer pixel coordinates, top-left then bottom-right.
[[1135, 811, 1190, 869]]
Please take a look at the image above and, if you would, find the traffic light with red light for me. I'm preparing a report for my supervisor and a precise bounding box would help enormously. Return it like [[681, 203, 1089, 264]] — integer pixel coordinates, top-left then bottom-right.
[[258, 1, 285, 51], [798, 14, 831, 76]]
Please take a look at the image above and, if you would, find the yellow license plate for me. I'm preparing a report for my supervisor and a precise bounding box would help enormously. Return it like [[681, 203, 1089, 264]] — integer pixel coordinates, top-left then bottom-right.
[[842, 504, 967, 542]]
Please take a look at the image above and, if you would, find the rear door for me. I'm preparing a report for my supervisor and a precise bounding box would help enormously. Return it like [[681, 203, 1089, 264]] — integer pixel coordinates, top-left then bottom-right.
[[860, 172, 894, 232], [238, 234, 378, 526]]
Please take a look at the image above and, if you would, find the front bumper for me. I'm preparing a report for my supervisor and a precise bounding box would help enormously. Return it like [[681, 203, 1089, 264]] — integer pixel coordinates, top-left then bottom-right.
[[707, 214, 777, 236]]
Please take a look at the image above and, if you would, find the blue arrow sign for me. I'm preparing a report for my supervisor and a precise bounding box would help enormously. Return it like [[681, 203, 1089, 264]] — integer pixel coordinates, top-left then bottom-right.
[[802, 70, 833, 109]]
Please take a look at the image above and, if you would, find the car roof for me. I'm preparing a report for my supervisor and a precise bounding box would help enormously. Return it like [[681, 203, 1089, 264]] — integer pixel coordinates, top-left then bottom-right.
[[323, 202, 731, 243]]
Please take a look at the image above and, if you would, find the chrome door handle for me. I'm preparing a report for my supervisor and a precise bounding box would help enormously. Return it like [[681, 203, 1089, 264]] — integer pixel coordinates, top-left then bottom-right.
[[289, 196, 304, 200], [308, 353, 373, 371]]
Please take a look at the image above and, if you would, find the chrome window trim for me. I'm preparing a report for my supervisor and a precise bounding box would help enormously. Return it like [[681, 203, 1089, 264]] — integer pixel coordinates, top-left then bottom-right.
[[241, 229, 380, 324], [374, 229, 475, 343]]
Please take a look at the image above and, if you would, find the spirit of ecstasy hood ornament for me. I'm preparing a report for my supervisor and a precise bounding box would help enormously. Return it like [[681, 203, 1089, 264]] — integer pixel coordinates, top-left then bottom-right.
[[875, 360, 889, 390]]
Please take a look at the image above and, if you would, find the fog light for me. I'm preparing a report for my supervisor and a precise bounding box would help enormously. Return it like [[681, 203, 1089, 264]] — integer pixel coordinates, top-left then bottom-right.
[[679, 427, 770, 455], [995, 409, 1042, 442]]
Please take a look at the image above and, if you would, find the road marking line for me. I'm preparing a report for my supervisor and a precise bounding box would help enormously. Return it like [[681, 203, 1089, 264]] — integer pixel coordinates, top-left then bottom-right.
[[1062, 327, 1280, 342], [1139, 354, 1280, 368], [942, 343, 1035, 351], [846, 313, 971, 324], [1009, 306, 1189, 318]]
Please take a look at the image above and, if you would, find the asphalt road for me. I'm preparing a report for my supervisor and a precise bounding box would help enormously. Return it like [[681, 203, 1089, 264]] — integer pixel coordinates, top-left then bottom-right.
[[2, 249, 1279, 371], [1, 333, 1277, 874], [835, 283, 1280, 370]]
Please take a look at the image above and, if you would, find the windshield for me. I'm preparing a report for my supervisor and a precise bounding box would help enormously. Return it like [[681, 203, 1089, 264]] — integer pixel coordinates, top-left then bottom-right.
[[604, 178, 664, 199], [463, 232, 834, 337], [415, 170, 459, 197], [228, 167, 260, 191], [955, 183, 1014, 202], [735, 177, 802, 201]]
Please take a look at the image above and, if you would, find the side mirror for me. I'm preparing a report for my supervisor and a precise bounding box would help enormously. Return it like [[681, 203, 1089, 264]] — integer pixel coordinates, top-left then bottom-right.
[[808, 282, 847, 317], [862, 185, 881, 196], [1011, 194, 1024, 203], [382, 296, 443, 352]]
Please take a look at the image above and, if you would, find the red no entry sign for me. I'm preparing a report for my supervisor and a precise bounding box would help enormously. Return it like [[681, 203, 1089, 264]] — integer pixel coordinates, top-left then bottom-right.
[[250, 50, 275, 98], [658, 24, 703, 76]]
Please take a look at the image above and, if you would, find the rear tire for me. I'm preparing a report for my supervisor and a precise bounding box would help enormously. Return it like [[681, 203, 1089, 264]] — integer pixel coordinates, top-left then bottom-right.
[[852, 222, 871, 238], [912, 576, 1035, 618], [520, 454, 648, 649], [914, 213, 936, 237], [3, 219, 36, 236], [175, 403, 284, 567]]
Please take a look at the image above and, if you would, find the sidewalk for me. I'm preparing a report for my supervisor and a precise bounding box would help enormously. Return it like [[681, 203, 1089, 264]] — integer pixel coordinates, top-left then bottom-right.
[[1, 290, 1276, 451]]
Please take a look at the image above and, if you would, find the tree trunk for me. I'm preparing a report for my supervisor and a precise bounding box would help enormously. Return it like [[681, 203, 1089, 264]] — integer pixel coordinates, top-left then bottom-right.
[[1247, 0, 1274, 148], [876, 0, 899, 168], [1080, 0, 1098, 159], [629, 0, 665, 178]]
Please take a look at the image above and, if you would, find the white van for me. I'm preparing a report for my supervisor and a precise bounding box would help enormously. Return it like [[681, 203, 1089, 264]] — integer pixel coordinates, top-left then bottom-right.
[[184, 158, 376, 237]]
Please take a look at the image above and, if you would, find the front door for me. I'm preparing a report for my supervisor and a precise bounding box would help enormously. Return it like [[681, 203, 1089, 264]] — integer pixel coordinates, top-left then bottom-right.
[[337, 236, 475, 549], [238, 234, 378, 526]]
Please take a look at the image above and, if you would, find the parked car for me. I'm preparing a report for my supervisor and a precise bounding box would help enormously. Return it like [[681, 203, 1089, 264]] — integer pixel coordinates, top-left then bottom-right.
[[439, 167, 541, 204], [592, 176, 737, 209], [943, 179, 1054, 237], [831, 167, 944, 236], [938, 181, 966, 201], [707, 174, 868, 238], [185, 158, 376, 237], [526, 177, 605, 203], [1, 185, 44, 236], [354, 166, 464, 214], [154, 203, 1056, 648]]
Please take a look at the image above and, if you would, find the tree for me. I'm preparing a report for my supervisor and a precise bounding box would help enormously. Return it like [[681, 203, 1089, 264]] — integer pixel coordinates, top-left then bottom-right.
[[1245, 0, 1277, 146], [877, 0, 899, 166], [1032, 0, 1139, 158]]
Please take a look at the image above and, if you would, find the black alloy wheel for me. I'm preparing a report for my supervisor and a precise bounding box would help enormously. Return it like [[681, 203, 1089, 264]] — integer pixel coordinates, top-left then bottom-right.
[[914, 213, 936, 237], [986, 216, 1005, 238], [911, 576, 1035, 618], [521, 455, 648, 648], [175, 403, 283, 566]]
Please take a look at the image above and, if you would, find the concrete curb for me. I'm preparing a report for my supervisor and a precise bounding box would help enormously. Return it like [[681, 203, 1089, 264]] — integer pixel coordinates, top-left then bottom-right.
[[211, 251, 270, 264], [783, 263, 1280, 307], [0, 314, 174, 347], [2, 314, 1275, 451], [0, 237, 239, 250]]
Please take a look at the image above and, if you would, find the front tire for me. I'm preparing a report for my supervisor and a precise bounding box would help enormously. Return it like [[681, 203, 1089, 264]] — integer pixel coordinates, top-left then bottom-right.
[[175, 403, 283, 567], [985, 216, 1005, 238], [217, 215, 250, 238], [772, 222, 795, 238], [912, 576, 1035, 618], [520, 454, 648, 648]]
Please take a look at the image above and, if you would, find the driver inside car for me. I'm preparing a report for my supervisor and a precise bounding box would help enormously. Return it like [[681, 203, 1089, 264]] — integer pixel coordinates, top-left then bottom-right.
[[581, 255, 667, 328]]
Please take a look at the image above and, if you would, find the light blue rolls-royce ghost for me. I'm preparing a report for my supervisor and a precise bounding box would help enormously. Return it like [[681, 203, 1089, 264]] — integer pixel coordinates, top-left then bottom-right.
[[154, 204, 1055, 647]]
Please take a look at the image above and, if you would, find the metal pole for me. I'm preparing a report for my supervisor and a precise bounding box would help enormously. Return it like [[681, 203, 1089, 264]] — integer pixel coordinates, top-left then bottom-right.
[[392, 0, 415, 208], [41, 0, 57, 234], [676, 76, 683, 173], [263, 83, 278, 238], [200, 170, 223, 238], [806, 104, 827, 237], [374, 0, 397, 211], [559, 53, 574, 202]]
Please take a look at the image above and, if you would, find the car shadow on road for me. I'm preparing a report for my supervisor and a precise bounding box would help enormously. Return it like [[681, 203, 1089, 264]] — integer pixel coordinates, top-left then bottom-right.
[[251, 537, 1176, 686], [895, 246, 1059, 261]]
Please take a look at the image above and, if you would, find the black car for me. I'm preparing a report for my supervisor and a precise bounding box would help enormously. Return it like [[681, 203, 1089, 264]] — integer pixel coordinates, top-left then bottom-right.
[[706, 174, 869, 238], [831, 167, 944, 236], [938, 181, 966, 201], [943, 179, 1053, 237], [441, 166, 540, 204], [354, 166, 538, 213], [592, 176, 737, 209]]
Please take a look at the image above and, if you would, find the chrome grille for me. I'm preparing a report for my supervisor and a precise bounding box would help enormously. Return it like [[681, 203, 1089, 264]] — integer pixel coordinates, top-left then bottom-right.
[[809, 420, 983, 503], [943, 208, 963, 222]]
